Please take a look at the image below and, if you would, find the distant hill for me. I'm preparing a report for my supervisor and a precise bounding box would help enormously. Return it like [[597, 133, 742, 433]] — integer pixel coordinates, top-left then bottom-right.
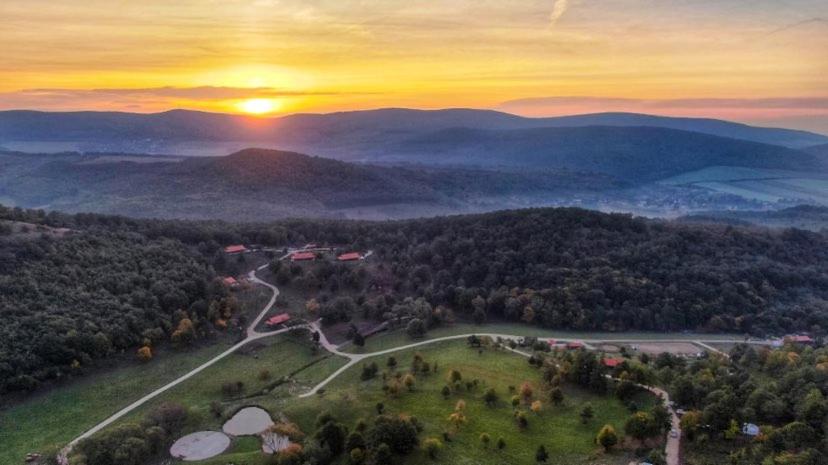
[[0, 148, 619, 220], [679, 205, 828, 231], [1, 108, 825, 157], [805, 143, 828, 157], [383, 125, 823, 182]]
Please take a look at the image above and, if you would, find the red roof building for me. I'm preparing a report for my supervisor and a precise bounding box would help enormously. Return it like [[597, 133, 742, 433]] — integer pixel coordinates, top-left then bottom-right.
[[566, 341, 584, 350], [786, 335, 814, 345], [266, 313, 291, 327], [222, 277, 238, 286], [291, 251, 316, 261], [602, 358, 624, 368], [224, 244, 248, 254], [337, 252, 362, 261]]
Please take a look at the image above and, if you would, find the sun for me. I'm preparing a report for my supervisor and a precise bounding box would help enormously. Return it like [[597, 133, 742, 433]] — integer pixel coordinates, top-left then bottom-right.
[[239, 98, 279, 115]]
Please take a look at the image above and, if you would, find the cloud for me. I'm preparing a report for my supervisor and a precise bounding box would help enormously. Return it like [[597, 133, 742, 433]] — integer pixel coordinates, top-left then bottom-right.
[[549, 0, 569, 26], [0, 86, 377, 112], [498, 96, 828, 111]]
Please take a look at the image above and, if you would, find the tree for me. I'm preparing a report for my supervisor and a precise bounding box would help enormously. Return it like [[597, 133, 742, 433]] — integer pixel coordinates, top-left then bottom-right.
[[580, 404, 594, 424], [535, 445, 549, 462], [550, 387, 564, 406], [515, 410, 529, 429], [403, 373, 416, 391], [520, 382, 533, 401], [596, 424, 618, 451], [387, 356, 397, 369], [531, 400, 542, 413], [352, 332, 365, 347], [624, 411, 658, 441], [315, 420, 348, 456], [448, 369, 462, 384], [680, 410, 701, 441], [483, 387, 499, 406], [441, 385, 451, 398], [406, 318, 426, 338], [423, 437, 442, 459], [305, 298, 320, 317], [367, 415, 419, 454], [497, 437, 506, 449], [373, 443, 392, 465], [136, 345, 152, 362]]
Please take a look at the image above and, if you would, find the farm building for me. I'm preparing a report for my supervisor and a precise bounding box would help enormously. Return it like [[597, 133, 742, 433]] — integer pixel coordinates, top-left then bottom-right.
[[224, 244, 248, 254], [602, 358, 624, 368], [265, 313, 290, 327], [337, 252, 362, 261], [785, 334, 814, 345], [291, 251, 316, 262]]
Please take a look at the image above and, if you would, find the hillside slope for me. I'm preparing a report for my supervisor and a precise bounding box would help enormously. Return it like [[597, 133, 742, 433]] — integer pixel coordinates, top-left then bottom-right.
[[0, 149, 618, 220], [384, 125, 822, 182]]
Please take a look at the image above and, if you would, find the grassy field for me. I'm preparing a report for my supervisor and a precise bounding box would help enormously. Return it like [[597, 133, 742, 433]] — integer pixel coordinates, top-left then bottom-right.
[[660, 166, 828, 205], [276, 340, 655, 465], [0, 281, 275, 465], [0, 342, 231, 465], [341, 322, 744, 354], [113, 335, 349, 427]]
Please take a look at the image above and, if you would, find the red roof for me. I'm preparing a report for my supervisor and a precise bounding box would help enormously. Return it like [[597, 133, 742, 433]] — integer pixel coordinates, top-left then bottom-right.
[[337, 252, 362, 261], [224, 244, 247, 254], [222, 277, 238, 286], [291, 251, 316, 261], [788, 335, 814, 343], [566, 341, 584, 349], [266, 313, 290, 326], [602, 358, 624, 368]]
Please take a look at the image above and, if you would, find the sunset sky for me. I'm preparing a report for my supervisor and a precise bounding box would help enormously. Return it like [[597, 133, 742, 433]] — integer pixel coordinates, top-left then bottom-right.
[[2, 0, 827, 132]]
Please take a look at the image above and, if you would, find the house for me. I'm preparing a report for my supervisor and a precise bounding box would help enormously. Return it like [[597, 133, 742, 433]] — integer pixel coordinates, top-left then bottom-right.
[[291, 251, 316, 262], [566, 341, 584, 350], [337, 252, 362, 261], [602, 358, 624, 368], [224, 244, 248, 254], [266, 313, 291, 327], [742, 423, 760, 437], [303, 243, 318, 249], [222, 276, 238, 287], [785, 334, 814, 345]]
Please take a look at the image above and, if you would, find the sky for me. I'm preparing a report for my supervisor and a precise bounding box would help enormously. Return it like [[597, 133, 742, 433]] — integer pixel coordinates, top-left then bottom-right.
[[1, 0, 827, 132]]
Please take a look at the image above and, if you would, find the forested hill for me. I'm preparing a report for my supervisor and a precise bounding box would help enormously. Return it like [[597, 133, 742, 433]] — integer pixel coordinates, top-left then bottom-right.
[[0, 215, 228, 395], [0, 148, 618, 220], [383, 125, 821, 181], [5, 205, 828, 341]]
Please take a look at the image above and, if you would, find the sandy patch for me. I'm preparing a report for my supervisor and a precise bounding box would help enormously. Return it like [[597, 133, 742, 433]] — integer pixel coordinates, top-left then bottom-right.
[[222, 407, 275, 436], [169, 431, 230, 461], [632, 342, 701, 355]]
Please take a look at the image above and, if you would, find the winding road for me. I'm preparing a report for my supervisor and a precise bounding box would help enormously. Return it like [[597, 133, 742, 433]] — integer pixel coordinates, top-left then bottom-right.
[[60, 263, 704, 464]]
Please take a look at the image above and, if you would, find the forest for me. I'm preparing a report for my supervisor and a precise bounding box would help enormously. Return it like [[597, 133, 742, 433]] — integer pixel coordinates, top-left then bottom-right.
[[0, 214, 226, 395], [659, 342, 828, 465], [3, 203, 828, 397]]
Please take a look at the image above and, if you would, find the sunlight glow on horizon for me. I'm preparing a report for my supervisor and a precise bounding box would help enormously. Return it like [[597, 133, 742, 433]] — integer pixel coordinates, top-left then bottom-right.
[[238, 98, 280, 115], [0, 0, 826, 130]]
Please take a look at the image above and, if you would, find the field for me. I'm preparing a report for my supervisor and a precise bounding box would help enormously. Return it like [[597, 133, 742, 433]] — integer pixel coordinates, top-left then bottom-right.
[[115, 334, 349, 425], [0, 342, 230, 465], [341, 322, 742, 354], [661, 166, 828, 205], [282, 340, 655, 465]]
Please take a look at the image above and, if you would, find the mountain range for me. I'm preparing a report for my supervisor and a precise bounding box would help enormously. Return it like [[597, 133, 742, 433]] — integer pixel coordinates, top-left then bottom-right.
[[1, 108, 826, 158], [2, 108, 828, 221]]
